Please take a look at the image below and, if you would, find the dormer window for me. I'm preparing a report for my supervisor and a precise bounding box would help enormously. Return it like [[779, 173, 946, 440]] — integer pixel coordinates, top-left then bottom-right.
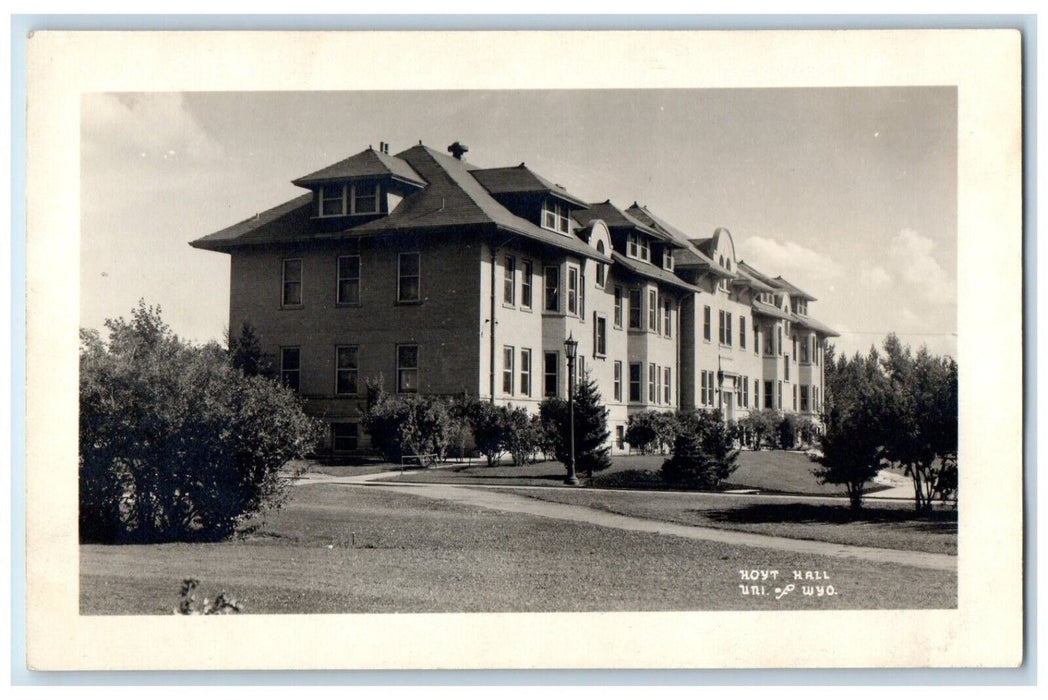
[[317, 181, 382, 218], [662, 248, 674, 271], [627, 232, 651, 263], [542, 198, 572, 234]]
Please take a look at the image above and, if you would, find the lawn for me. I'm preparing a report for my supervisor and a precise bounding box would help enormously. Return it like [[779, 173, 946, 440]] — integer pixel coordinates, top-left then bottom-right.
[[378, 450, 884, 497], [497, 488, 957, 555], [81, 483, 956, 614]]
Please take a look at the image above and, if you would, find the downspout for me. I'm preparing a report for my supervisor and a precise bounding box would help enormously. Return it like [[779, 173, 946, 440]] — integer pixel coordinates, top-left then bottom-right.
[[489, 235, 498, 404]]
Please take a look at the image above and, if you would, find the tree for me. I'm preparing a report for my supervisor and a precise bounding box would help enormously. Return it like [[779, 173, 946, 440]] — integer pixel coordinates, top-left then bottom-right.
[[661, 410, 740, 488], [227, 321, 271, 377], [539, 373, 612, 478], [880, 335, 959, 511], [463, 400, 517, 467], [812, 348, 890, 510], [776, 412, 799, 450], [79, 301, 322, 543]]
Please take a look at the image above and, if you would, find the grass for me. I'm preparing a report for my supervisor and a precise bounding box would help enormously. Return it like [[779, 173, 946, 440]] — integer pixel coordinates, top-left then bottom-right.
[[81, 483, 956, 615], [497, 488, 957, 555], [379, 451, 888, 497]]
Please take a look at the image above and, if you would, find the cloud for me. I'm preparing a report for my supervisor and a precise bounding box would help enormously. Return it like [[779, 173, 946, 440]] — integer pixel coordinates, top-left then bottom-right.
[[889, 228, 955, 303], [82, 93, 223, 164], [860, 265, 891, 289], [741, 236, 843, 283]]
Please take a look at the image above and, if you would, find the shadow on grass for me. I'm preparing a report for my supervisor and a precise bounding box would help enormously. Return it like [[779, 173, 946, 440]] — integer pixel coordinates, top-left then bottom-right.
[[702, 502, 957, 532], [590, 469, 665, 489]]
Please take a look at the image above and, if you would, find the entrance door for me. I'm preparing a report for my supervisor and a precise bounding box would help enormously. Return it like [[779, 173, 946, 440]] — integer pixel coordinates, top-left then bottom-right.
[[723, 391, 735, 421]]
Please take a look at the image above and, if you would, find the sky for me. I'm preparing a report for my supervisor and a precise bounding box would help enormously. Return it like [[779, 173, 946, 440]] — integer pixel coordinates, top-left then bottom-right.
[[80, 88, 957, 359]]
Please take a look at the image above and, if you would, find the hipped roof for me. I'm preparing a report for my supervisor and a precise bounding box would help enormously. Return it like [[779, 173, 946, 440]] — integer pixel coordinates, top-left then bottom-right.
[[612, 251, 701, 293], [471, 165, 589, 208], [292, 147, 426, 188]]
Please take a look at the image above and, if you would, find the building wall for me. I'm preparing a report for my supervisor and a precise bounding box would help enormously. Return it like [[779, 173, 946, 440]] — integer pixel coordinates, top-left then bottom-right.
[[228, 230, 483, 450]]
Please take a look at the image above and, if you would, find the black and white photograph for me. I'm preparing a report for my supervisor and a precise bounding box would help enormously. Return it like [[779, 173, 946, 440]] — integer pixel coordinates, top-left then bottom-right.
[[24, 29, 1022, 670]]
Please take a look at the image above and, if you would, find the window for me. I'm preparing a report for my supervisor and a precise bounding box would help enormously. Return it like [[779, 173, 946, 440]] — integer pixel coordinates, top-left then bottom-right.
[[740, 316, 746, 349], [396, 345, 419, 393], [398, 252, 420, 302], [576, 356, 585, 385], [521, 261, 533, 309], [793, 384, 798, 411], [648, 289, 658, 332], [753, 320, 759, 355], [542, 198, 571, 234], [703, 306, 712, 341], [663, 367, 671, 405], [544, 352, 559, 397], [735, 377, 742, 407], [663, 299, 672, 338], [616, 425, 625, 450], [336, 255, 360, 305], [335, 345, 359, 396], [318, 182, 380, 217], [503, 256, 516, 305], [613, 286, 623, 328], [777, 326, 783, 356], [580, 274, 586, 317], [649, 364, 657, 403], [765, 327, 775, 355], [801, 385, 810, 412], [352, 181, 379, 214], [544, 266, 560, 312], [331, 423, 358, 452], [627, 233, 650, 262], [629, 362, 642, 402], [801, 335, 810, 363], [663, 248, 674, 271], [629, 289, 642, 329], [594, 314, 607, 357], [700, 370, 716, 406], [596, 241, 607, 287], [718, 310, 733, 346], [753, 378, 760, 408], [741, 375, 749, 408], [282, 259, 302, 306], [567, 266, 579, 315], [502, 346, 515, 395], [613, 361, 622, 402], [777, 381, 783, 409], [764, 380, 774, 409], [785, 355, 790, 381], [520, 348, 532, 396], [280, 347, 300, 392], [793, 335, 798, 359], [319, 184, 344, 217]]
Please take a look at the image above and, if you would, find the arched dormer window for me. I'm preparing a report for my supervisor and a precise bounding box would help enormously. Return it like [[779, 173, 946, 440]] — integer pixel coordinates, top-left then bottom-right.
[[596, 240, 607, 287]]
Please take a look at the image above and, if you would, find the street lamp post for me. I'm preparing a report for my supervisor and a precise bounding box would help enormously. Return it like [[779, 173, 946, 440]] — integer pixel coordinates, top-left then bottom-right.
[[564, 333, 579, 486]]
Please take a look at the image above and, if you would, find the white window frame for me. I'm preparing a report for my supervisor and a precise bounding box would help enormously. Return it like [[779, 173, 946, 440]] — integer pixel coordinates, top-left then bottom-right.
[[567, 265, 580, 316], [503, 256, 516, 306], [520, 348, 532, 396], [503, 345, 515, 395], [334, 345, 359, 396], [397, 251, 421, 303], [613, 286, 623, 328], [544, 351, 559, 397], [613, 361, 622, 402], [544, 266, 560, 312], [629, 362, 642, 403], [541, 198, 572, 234], [396, 344, 419, 394], [629, 288, 642, 330], [280, 346, 301, 392], [336, 255, 361, 305], [521, 260, 533, 309], [281, 258, 303, 307], [594, 313, 607, 357]]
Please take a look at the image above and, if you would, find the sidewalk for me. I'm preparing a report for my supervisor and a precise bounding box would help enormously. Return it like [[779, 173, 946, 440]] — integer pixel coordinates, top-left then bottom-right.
[[295, 470, 956, 571]]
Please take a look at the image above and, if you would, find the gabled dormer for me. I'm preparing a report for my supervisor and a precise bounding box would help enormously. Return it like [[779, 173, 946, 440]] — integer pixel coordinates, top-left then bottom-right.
[[773, 276, 817, 316], [470, 163, 589, 236], [292, 143, 427, 224], [572, 200, 679, 268]]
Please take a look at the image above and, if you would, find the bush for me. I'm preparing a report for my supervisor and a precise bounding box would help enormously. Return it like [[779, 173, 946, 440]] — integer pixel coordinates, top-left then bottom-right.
[[776, 413, 799, 449], [175, 579, 243, 615], [539, 374, 612, 478], [361, 381, 455, 462], [624, 410, 677, 454], [79, 302, 322, 544], [739, 409, 779, 450], [661, 410, 740, 489]]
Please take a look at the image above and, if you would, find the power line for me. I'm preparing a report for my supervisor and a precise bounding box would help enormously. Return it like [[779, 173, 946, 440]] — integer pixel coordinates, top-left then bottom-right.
[[834, 331, 957, 336]]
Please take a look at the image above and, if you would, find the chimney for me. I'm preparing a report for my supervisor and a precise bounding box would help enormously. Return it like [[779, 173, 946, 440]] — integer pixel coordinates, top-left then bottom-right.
[[448, 141, 469, 160], [379, 141, 389, 154]]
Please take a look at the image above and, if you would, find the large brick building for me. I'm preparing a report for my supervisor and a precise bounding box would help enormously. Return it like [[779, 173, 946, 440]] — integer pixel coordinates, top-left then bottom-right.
[[191, 141, 838, 453]]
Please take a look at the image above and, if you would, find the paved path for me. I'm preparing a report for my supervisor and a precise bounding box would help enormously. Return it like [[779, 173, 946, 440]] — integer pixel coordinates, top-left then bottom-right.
[[295, 471, 956, 571]]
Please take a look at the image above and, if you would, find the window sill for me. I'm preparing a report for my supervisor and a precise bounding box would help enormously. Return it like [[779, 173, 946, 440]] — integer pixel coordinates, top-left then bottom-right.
[[336, 302, 362, 308], [280, 305, 304, 311], [395, 299, 423, 306]]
